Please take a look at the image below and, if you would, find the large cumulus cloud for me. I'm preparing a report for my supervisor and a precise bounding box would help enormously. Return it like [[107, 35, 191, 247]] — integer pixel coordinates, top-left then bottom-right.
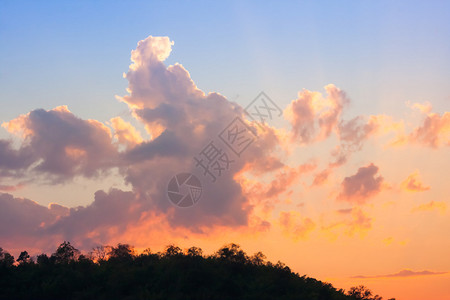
[[0, 36, 285, 249]]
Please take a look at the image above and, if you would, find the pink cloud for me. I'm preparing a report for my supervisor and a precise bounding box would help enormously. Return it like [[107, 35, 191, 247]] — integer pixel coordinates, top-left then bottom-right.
[[408, 111, 450, 148], [392, 103, 450, 148], [0, 193, 63, 251], [0, 183, 24, 192], [312, 169, 331, 186], [284, 84, 348, 144], [337, 163, 384, 204], [2, 106, 118, 182]]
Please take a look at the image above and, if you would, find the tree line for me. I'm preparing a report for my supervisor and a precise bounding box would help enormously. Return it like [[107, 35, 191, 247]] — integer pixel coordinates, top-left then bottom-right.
[[0, 242, 394, 300]]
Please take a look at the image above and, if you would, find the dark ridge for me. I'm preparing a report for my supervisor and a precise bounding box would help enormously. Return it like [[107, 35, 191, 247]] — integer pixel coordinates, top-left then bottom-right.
[[0, 242, 395, 300]]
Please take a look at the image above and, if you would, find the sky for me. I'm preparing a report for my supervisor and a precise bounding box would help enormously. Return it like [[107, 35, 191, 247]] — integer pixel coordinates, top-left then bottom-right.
[[1, 1, 450, 299]]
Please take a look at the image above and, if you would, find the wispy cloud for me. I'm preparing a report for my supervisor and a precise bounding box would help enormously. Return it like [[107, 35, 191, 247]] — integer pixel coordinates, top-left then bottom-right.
[[412, 201, 447, 213], [352, 269, 448, 279]]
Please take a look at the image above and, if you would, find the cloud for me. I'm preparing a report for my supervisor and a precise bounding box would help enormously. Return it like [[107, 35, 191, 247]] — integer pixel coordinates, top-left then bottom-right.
[[2, 106, 118, 182], [401, 170, 430, 192], [332, 114, 404, 166], [119, 36, 204, 111], [114, 36, 287, 231], [279, 211, 315, 240], [284, 84, 348, 144], [407, 101, 433, 114], [409, 111, 450, 148], [46, 189, 141, 244], [0, 139, 35, 175], [323, 207, 372, 237], [241, 163, 316, 201], [352, 269, 448, 279], [337, 163, 384, 204], [110, 117, 143, 148], [0, 183, 24, 192], [312, 169, 331, 186], [0, 35, 289, 251], [337, 116, 378, 152], [393, 102, 450, 148], [412, 201, 447, 214], [0, 193, 64, 250]]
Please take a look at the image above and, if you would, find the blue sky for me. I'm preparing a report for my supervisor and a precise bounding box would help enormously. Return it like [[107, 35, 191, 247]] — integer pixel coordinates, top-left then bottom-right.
[[1, 0, 449, 128]]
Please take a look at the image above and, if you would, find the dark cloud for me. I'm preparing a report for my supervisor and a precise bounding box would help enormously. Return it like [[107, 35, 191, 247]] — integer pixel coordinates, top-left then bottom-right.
[[0, 193, 62, 251], [0, 140, 35, 174]]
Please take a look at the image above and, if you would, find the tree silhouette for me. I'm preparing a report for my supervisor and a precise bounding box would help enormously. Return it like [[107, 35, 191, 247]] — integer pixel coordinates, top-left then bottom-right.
[[16, 251, 31, 265], [89, 245, 111, 262], [0, 242, 396, 300], [164, 244, 183, 257], [51, 241, 80, 263], [0, 248, 14, 267], [36, 253, 50, 265], [250, 251, 266, 266], [215, 243, 248, 263], [108, 243, 134, 261], [186, 246, 203, 257], [347, 285, 388, 300]]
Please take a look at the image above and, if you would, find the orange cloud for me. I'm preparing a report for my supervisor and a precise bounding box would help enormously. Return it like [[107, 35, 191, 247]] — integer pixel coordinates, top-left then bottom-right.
[[352, 269, 448, 279], [322, 207, 372, 237], [110, 117, 143, 148], [412, 201, 447, 213], [401, 170, 430, 192], [312, 169, 330, 186], [407, 101, 433, 114], [279, 211, 315, 240]]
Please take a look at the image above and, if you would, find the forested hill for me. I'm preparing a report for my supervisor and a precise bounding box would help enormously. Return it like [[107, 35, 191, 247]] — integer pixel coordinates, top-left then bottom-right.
[[0, 242, 394, 300]]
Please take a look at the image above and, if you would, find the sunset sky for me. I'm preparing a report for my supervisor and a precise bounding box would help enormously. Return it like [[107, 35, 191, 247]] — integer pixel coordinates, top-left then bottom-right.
[[1, 1, 450, 299]]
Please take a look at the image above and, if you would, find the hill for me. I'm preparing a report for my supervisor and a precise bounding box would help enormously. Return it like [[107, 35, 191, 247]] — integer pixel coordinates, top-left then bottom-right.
[[0, 242, 394, 300]]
